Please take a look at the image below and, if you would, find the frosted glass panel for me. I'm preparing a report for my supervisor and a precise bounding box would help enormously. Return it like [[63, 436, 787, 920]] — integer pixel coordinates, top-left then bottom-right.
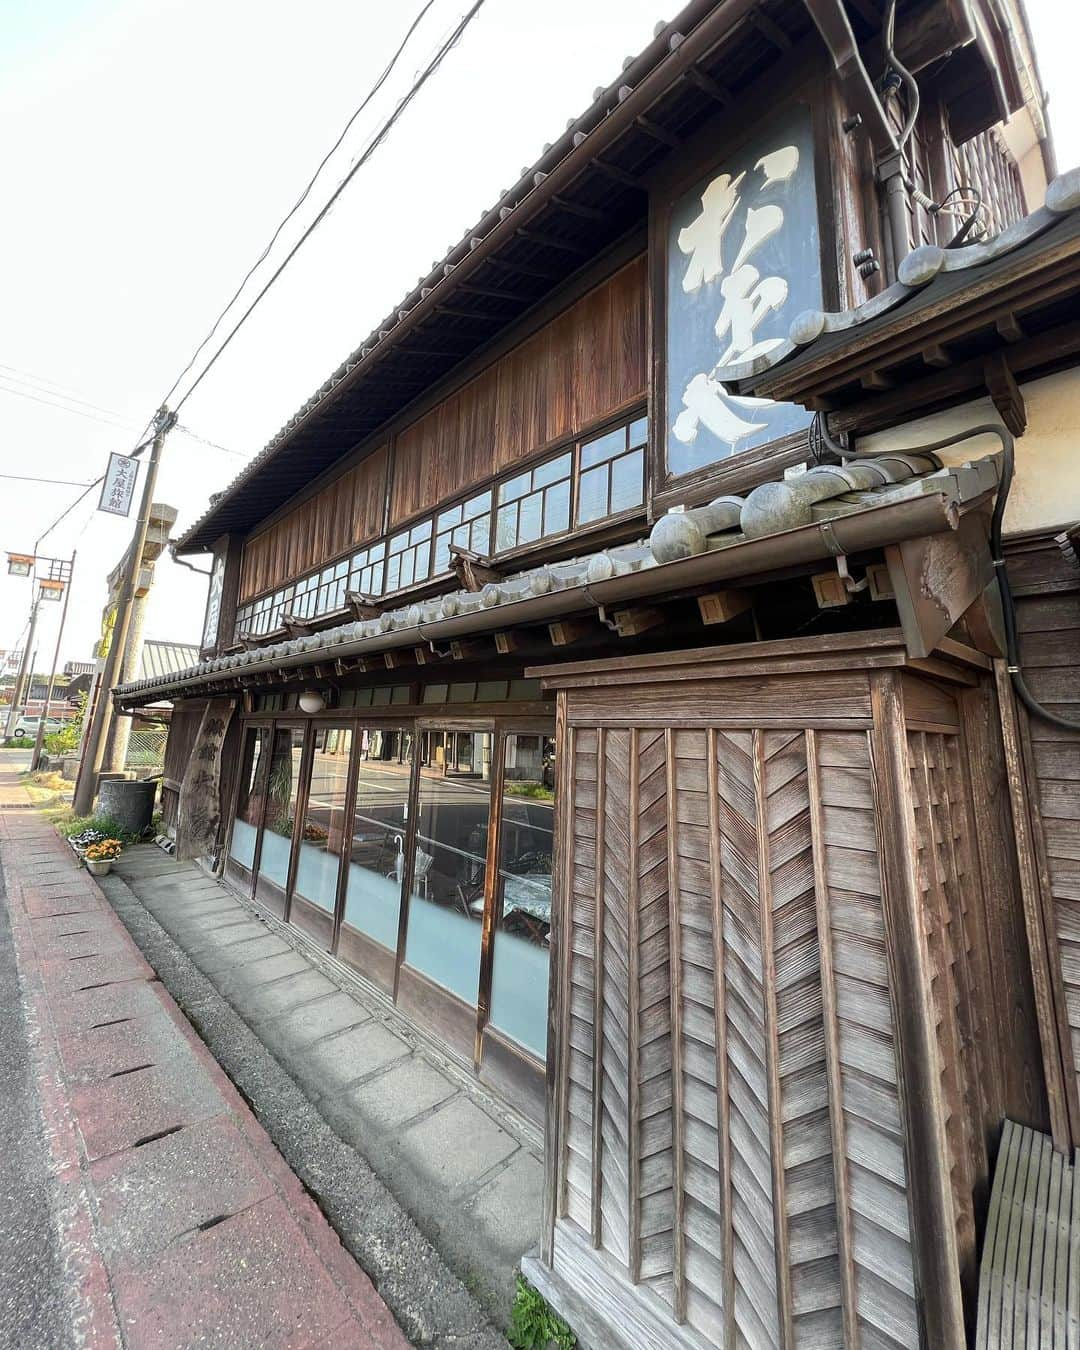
[[258, 827, 292, 889], [341, 728, 413, 953], [404, 730, 493, 1006], [229, 818, 258, 871], [488, 733, 555, 1059]]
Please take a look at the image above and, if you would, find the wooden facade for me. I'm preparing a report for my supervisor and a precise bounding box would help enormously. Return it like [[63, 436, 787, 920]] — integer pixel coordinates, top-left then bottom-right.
[[390, 257, 647, 527], [525, 634, 1044, 1350], [239, 444, 389, 601]]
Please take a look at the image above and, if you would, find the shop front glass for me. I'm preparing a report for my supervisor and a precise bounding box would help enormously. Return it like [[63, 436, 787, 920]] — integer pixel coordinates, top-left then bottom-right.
[[341, 726, 414, 955], [229, 725, 269, 872], [489, 733, 555, 1057], [291, 726, 353, 944], [403, 729, 493, 1006], [257, 726, 304, 898]]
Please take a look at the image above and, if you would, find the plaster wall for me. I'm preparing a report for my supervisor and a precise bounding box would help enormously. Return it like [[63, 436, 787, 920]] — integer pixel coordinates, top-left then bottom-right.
[[857, 366, 1080, 535]]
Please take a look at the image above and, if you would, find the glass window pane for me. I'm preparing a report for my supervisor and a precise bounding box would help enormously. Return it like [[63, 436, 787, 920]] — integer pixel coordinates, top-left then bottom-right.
[[449, 682, 476, 703], [433, 532, 452, 576], [477, 680, 508, 701], [342, 728, 414, 953], [411, 519, 432, 544], [292, 727, 354, 937], [543, 478, 570, 536], [466, 491, 492, 516], [628, 415, 648, 448], [580, 427, 624, 468], [495, 503, 518, 552], [257, 727, 304, 892], [369, 540, 385, 562], [229, 727, 269, 870], [610, 447, 645, 514], [414, 540, 430, 578], [404, 731, 493, 1005], [577, 464, 609, 523], [532, 452, 572, 489], [470, 515, 490, 552], [499, 471, 530, 503], [489, 733, 555, 1058], [372, 685, 392, 707], [437, 504, 462, 531], [518, 491, 542, 544], [423, 683, 448, 704]]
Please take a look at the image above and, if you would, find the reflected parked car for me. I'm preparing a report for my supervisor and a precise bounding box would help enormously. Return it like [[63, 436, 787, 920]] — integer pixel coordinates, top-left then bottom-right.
[[12, 715, 65, 739]]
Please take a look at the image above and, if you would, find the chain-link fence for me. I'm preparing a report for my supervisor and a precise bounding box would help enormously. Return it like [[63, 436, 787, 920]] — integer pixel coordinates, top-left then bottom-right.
[[124, 728, 167, 774]]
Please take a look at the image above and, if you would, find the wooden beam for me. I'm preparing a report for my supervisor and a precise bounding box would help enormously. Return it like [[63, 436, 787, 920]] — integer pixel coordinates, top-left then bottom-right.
[[591, 160, 644, 190], [551, 195, 609, 224], [921, 344, 952, 369], [412, 645, 429, 665], [494, 630, 523, 655], [812, 571, 852, 608], [450, 638, 489, 662], [449, 545, 502, 590], [608, 606, 664, 638], [884, 512, 994, 658], [685, 67, 733, 105], [457, 282, 532, 304], [516, 228, 592, 256], [697, 589, 752, 625], [481, 255, 563, 282], [984, 353, 1027, 436], [548, 617, 595, 646], [635, 115, 680, 148], [995, 313, 1026, 343]]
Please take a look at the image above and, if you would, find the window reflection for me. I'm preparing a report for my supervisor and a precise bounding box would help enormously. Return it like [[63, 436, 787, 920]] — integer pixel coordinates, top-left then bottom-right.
[[258, 727, 304, 891], [403, 730, 493, 1005], [342, 727, 414, 952], [230, 726, 269, 870], [489, 734, 555, 1057], [293, 727, 353, 922]]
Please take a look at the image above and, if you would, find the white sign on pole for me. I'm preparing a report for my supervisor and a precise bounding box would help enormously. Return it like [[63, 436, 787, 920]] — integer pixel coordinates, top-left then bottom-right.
[[98, 452, 139, 516]]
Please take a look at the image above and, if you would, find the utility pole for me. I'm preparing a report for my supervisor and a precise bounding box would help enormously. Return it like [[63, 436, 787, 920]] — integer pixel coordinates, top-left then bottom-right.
[[74, 408, 175, 815], [3, 597, 40, 739], [30, 552, 76, 772]]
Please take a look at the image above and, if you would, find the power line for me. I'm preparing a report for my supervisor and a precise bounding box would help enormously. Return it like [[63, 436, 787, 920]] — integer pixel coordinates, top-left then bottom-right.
[[0, 362, 138, 423], [158, 0, 439, 412], [0, 378, 139, 431], [171, 0, 487, 415], [0, 473, 97, 487]]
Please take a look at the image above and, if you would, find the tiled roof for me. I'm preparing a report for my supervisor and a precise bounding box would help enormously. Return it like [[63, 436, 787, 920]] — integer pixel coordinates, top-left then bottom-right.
[[713, 166, 1080, 391], [116, 451, 999, 704]]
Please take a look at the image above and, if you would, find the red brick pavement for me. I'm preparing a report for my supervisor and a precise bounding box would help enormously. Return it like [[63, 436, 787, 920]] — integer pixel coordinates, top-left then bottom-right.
[[0, 809, 409, 1350]]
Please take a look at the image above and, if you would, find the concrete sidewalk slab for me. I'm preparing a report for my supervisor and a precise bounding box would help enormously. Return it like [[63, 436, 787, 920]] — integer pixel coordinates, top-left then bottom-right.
[[0, 810, 410, 1350]]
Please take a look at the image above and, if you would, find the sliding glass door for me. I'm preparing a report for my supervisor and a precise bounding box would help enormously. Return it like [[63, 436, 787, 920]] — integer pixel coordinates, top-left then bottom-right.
[[338, 726, 414, 991], [254, 724, 305, 917], [226, 724, 270, 882], [289, 726, 353, 949]]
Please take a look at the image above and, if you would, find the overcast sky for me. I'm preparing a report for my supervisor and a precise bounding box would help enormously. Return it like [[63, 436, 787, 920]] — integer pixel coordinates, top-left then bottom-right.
[[1, 0, 1077, 677]]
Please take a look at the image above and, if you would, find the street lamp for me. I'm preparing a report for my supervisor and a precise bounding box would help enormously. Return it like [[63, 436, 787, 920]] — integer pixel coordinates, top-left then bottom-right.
[[6, 554, 32, 577], [38, 579, 64, 602]]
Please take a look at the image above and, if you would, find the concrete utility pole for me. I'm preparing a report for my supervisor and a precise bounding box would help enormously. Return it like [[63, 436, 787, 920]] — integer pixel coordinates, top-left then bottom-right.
[[3, 598, 41, 739], [74, 408, 176, 815]]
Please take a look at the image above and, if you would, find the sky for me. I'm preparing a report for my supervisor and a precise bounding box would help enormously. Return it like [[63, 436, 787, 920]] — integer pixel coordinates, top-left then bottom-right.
[[0, 0, 1077, 677]]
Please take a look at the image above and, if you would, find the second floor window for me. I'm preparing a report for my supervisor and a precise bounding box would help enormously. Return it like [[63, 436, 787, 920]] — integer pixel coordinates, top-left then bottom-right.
[[386, 519, 432, 593], [578, 416, 647, 523], [495, 452, 572, 553], [434, 490, 492, 573]]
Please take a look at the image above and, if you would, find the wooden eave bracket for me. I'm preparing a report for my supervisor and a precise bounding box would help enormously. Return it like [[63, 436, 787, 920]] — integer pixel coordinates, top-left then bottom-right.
[[885, 513, 995, 658], [448, 545, 503, 591], [801, 0, 898, 157], [282, 614, 315, 638], [984, 353, 1027, 436], [345, 591, 383, 620]]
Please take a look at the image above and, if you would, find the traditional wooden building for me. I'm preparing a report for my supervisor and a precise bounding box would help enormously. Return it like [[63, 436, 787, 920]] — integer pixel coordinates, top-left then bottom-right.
[[114, 2, 1080, 1344]]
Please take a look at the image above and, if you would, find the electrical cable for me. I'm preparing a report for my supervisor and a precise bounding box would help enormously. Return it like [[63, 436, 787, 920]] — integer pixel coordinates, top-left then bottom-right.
[[157, 0, 440, 413], [170, 0, 488, 416], [0, 378, 139, 431], [0, 473, 97, 487], [883, 0, 920, 151], [814, 410, 1080, 732]]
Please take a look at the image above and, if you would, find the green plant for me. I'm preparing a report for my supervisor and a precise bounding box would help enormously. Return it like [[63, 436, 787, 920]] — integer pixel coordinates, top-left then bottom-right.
[[4, 736, 34, 749], [508, 1277, 575, 1350], [59, 812, 145, 844]]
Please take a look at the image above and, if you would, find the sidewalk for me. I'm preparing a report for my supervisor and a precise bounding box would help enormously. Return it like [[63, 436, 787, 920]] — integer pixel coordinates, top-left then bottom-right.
[[0, 804, 408, 1349]]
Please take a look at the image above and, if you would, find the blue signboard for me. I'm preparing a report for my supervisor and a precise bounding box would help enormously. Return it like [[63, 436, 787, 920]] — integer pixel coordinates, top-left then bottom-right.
[[666, 105, 822, 478]]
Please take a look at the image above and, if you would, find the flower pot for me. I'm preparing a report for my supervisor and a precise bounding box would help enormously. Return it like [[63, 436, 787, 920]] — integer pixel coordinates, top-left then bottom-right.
[[86, 859, 112, 877]]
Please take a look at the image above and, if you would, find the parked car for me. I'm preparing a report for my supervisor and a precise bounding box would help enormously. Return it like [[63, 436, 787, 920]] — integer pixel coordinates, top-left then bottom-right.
[[12, 715, 65, 739]]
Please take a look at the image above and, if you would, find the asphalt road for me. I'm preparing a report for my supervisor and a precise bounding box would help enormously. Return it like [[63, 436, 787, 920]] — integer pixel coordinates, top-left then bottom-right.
[[0, 846, 75, 1350]]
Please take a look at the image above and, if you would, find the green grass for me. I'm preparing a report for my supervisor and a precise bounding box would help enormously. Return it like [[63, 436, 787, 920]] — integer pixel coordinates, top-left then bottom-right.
[[3, 737, 34, 749], [56, 811, 147, 845], [508, 1276, 575, 1350]]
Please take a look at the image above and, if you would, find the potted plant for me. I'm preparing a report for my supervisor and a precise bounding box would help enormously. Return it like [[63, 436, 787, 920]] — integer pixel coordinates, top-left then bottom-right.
[[84, 838, 122, 876]]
